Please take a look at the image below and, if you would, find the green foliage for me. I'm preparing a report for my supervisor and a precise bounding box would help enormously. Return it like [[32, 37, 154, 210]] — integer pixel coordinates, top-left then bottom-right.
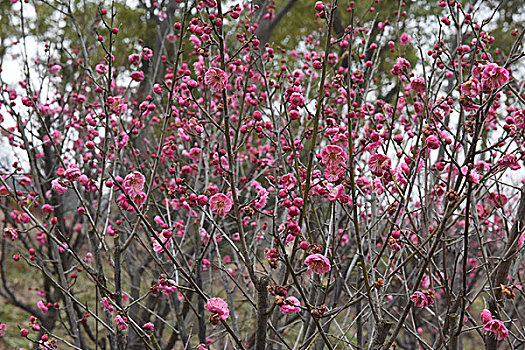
[[9, 1, 151, 82], [269, 0, 318, 49], [0, 1, 21, 66]]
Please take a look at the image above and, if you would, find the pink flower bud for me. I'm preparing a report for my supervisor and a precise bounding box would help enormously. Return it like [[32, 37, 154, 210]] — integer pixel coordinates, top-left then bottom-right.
[[314, 1, 324, 12], [426, 135, 440, 150]]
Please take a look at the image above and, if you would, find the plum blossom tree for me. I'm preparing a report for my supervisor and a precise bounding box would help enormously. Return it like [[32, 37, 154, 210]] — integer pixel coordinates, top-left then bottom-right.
[[0, 0, 524, 349]]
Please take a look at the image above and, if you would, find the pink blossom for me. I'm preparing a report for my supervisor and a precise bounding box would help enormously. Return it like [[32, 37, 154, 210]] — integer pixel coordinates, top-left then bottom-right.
[[74, 95, 85, 104], [114, 315, 128, 330], [327, 183, 344, 201], [182, 146, 202, 162], [368, 154, 391, 177], [304, 253, 331, 274], [109, 96, 128, 115], [351, 70, 364, 82], [4, 227, 18, 241], [497, 154, 521, 170], [460, 166, 480, 184], [157, 277, 178, 296], [410, 291, 429, 308], [128, 53, 141, 66], [117, 194, 135, 212], [64, 164, 81, 181], [189, 34, 202, 48], [279, 173, 297, 190], [0, 323, 5, 336], [21, 96, 33, 107], [78, 177, 98, 193], [36, 231, 47, 245], [481, 63, 509, 91], [460, 78, 482, 97], [321, 145, 347, 166], [204, 67, 228, 91], [131, 71, 145, 82], [200, 229, 222, 245], [0, 186, 9, 196], [49, 64, 62, 73], [488, 192, 508, 208], [457, 45, 471, 55], [289, 92, 305, 107], [51, 178, 69, 194], [483, 319, 509, 341], [324, 165, 344, 182], [209, 193, 233, 216], [153, 83, 163, 94], [472, 63, 483, 80], [399, 32, 412, 46], [37, 300, 48, 313], [356, 176, 371, 194], [95, 63, 108, 74], [57, 241, 69, 253], [118, 131, 129, 149], [425, 135, 440, 150], [153, 230, 172, 253], [481, 309, 493, 324], [372, 178, 385, 195], [106, 225, 118, 236], [512, 109, 525, 129], [201, 258, 211, 271], [101, 297, 114, 312], [389, 237, 401, 252], [154, 215, 167, 227], [142, 47, 153, 60], [84, 252, 93, 264], [142, 322, 154, 331], [254, 188, 269, 209], [122, 171, 146, 196], [314, 1, 324, 11], [205, 297, 230, 324], [409, 78, 425, 93], [392, 57, 411, 78], [280, 296, 301, 314]]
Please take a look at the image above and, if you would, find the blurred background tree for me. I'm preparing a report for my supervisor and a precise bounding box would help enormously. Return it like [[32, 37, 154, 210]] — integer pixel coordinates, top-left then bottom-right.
[[2, 0, 523, 96]]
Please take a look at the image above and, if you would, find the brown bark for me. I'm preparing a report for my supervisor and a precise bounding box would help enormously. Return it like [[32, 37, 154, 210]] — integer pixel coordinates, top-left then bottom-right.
[[254, 0, 300, 47]]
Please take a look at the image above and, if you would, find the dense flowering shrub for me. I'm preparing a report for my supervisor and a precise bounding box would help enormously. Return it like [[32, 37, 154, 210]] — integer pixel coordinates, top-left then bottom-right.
[[0, 0, 524, 349]]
